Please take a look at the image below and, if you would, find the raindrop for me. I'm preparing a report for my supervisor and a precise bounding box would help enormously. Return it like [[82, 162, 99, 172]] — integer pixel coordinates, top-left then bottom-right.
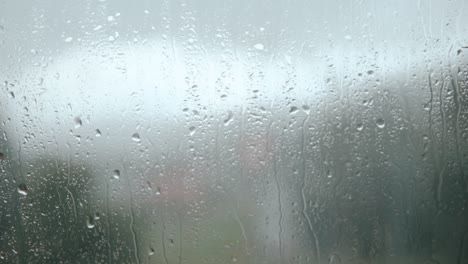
[[107, 16, 115, 22], [64, 37, 73, 43], [86, 216, 95, 228], [356, 122, 364, 131], [376, 118, 385, 128], [189, 126, 196, 136], [344, 35, 352, 40], [289, 106, 298, 114], [74, 117, 82, 128], [18, 184, 28, 196], [224, 111, 233, 126], [367, 70, 374, 75], [253, 43, 264, 50], [302, 105, 310, 115], [8, 91, 14, 99], [156, 187, 161, 195], [148, 248, 155, 256], [0, 152, 4, 160], [95, 129, 101, 137], [132, 133, 141, 142], [113, 170, 120, 179]]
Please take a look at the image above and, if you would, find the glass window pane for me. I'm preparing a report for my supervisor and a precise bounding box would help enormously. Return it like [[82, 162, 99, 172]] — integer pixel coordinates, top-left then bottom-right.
[[1, 0, 467, 263]]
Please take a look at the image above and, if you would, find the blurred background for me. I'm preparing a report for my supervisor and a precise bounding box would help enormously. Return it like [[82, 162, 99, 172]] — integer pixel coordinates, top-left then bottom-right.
[[1, 0, 468, 263]]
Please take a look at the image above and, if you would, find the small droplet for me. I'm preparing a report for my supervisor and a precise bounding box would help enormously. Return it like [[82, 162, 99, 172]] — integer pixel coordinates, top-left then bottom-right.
[[95, 129, 102, 137], [376, 118, 385, 129], [113, 170, 120, 179], [86, 216, 95, 229], [18, 184, 28, 196], [253, 43, 264, 50], [0, 152, 4, 160], [64, 37, 73, 43], [302, 105, 310, 115], [132, 133, 141, 142], [107, 16, 115, 22], [189, 126, 196, 136], [367, 70, 374, 75], [356, 122, 364, 131], [93, 25, 102, 31], [156, 187, 161, 195], [289, 106, 298, 114], [8, 91, 14, 99], [74, 117, 82, 128], [148, 248, 155, 256], [344, 35, 352, 40], [223, 111, 233, 126]]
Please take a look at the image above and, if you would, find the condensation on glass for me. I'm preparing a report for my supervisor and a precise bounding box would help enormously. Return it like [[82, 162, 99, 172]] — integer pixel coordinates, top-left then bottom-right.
[[1, 0, 468, 263]]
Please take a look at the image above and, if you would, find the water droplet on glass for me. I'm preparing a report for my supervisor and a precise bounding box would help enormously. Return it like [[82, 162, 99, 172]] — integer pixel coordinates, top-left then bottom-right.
[[74, 117, 82, 128], [132, 133, 141, 142], [344, 35, 352, 40], [86, 216, 95, 228], [253, 43, 264, 50], [356, 122, 364, 131], [148, 248, 155, 256], [223, 111, 233, 126], [189, 126, 196, 136], [289, 106, 298, 114], [8, 91, 14, 99], [64, 37, 73, 43], [107, 16, 115, 22], [113, 169, 120, 179], [95, 129, 101, 137], [367, 70, 374, 75], [376, 118, 385, 128], [18, 184, 28, 196]]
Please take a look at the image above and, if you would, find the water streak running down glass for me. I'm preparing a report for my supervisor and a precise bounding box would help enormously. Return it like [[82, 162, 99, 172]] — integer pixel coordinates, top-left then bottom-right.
[[1, 0, 468, 263]]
